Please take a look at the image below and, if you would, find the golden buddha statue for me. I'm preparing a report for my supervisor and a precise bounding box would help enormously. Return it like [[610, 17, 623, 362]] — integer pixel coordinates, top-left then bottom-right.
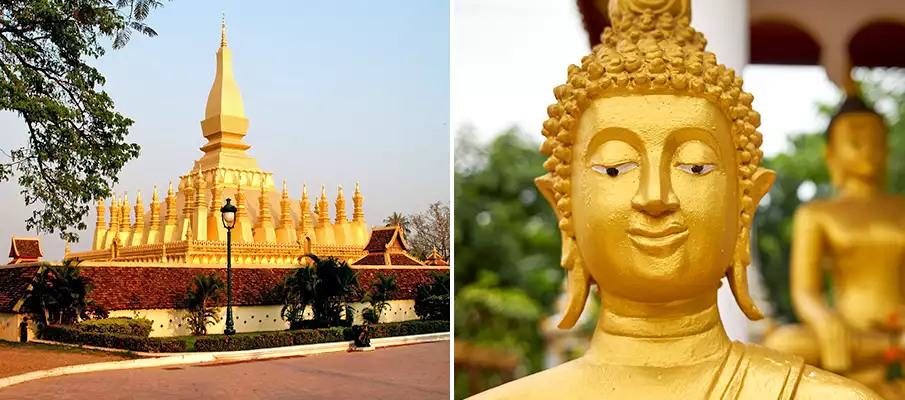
[[762, 90, 904, 397], [468, 0, 880, 398]]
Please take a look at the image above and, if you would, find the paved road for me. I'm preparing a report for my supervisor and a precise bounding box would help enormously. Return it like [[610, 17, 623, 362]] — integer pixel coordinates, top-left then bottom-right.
[[0, 341, 450, 400]]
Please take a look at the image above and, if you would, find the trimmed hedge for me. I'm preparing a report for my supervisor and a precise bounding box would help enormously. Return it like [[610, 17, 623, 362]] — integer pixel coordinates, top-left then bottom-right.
[[40, 325, 188, 353], [194, 320, 449, 352], [77, 317, 153, 337]]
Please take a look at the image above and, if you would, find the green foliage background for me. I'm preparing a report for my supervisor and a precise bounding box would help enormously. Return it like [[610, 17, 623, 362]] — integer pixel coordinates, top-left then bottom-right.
[[453, 69, 905, 398]]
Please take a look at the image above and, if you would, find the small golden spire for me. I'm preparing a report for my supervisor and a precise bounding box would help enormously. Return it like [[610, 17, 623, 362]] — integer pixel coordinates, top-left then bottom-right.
[[221, 11, 227, 47], [136, 189, 142, 203], [282, 180, 288, 197], [321, 184, 326, 199], [167, 181, 174, 196], [302, 183, 308, 201], [152, 185, 159, 202], [65, 242, 70, 257], [353, 181, 364, 222]]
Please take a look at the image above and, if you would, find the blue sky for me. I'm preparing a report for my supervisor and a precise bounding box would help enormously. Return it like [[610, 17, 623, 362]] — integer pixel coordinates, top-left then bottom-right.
[[0, 0, 450, 259]]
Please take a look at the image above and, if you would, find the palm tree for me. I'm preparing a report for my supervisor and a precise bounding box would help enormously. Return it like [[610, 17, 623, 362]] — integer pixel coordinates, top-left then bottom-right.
[[22, 261, 93, 326], [278, 265, 319, 329], [384, 212, 411, 236], [369, 273, 399, 323], [185, 273, 225, 335], [111, 0, 169, 49], [281, 255, 360, 328]]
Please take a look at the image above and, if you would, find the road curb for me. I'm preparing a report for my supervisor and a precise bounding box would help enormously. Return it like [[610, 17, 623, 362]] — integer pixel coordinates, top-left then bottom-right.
[[0, 332, 449, 389]]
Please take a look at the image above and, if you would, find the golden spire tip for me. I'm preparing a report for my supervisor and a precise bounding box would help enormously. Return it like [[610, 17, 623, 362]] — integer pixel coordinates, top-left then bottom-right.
[[221, 11, 227, 47]]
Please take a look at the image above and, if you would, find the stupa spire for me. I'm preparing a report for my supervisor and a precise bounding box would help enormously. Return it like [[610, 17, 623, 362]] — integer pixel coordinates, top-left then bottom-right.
[[221, 11, 227, 47], [205, 13, 243, 120], [335, 185, 347, 223], [353, 182, 364, 222], [198, 12, 261, 175]]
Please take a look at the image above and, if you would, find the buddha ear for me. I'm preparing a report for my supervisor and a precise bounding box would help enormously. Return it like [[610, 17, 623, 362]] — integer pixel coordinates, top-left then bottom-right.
[[536, 174, 590, 329], [750, 167, 775, 208]]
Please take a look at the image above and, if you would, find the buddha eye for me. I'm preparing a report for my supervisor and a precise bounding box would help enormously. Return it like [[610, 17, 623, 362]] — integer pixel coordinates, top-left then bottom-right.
[[592, 162, 638, 177], [676, 164, 715, 175]]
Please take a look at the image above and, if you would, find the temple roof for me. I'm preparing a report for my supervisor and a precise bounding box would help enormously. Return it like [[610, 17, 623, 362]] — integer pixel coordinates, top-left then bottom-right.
[[8, 236, 43, 264], [364, 226, 409, 252], [353, 226, 424, 266], [0, 265, 40, 312], [424, 248, 449, 266]]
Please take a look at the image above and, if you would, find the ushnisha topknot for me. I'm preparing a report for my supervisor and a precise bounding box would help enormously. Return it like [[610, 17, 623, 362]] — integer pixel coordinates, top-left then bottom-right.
[[538, 0, 766, 323]]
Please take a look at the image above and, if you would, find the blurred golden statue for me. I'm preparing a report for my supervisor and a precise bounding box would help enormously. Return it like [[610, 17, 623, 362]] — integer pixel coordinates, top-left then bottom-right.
[[467, 0, 880, 398], [762, 91, 905, 397]]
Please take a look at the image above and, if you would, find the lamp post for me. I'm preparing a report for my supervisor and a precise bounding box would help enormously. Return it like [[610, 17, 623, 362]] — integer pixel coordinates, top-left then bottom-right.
[[220, 198, 238, 336]]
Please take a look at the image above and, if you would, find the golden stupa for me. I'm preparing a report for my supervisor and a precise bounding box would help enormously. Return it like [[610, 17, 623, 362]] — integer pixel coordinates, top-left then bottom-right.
[[66, 18, 370, 265]]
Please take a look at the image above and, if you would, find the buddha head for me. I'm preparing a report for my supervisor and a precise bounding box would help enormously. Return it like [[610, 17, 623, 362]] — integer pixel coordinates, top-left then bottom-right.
[[825, 95, 887, 188], [536, 0, 775, 328]]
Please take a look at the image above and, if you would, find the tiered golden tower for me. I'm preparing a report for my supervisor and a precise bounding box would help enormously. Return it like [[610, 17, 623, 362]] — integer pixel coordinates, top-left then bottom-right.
[[67, 18, 370, 265]]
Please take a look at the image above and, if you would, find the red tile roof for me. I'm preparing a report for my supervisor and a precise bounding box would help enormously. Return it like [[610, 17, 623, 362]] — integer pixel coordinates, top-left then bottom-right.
[[364, 228, 399, 252], [79, 267, 290, 310], [390, 254, 422, 266], [356, 268, 447, 301], [0, 264, 446, 312], [352, 254, 386, 266], [0, 266, 40, 312], [9, 237, 43, 263], [71, 265, 439, 310], [355, 226, 424, 266]]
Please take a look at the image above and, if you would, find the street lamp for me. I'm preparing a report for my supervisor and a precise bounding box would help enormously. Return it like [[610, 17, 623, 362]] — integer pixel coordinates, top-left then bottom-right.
[[220, 198, 238, 336]]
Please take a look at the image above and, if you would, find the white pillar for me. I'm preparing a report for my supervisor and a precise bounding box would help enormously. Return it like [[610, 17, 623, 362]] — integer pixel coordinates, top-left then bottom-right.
[[691, 0, 752, 343]]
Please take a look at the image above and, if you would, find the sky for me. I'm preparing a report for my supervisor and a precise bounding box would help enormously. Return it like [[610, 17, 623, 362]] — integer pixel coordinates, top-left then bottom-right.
[[452, 0, 840, 156], [0, 0, 450, 260]]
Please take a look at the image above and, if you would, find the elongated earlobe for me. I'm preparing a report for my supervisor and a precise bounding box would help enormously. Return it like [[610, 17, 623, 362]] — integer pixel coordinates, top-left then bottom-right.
[[558, 237, 591, 329]]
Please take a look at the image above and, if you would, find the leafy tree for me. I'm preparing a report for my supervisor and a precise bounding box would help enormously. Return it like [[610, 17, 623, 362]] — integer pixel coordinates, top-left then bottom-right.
[[0, 0, 171, 242], [414, 271, 450, 321], [184, 273, 224, 336], [408, 201, 451, 261], [22, 260, 93, 325], [454, 127, 563, 397], [755, 69, 905, 323]]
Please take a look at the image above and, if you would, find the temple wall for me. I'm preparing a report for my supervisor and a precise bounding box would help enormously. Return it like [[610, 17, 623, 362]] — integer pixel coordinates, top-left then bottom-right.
[[0, 313, 34, 342], [109, 299, 418, 337]]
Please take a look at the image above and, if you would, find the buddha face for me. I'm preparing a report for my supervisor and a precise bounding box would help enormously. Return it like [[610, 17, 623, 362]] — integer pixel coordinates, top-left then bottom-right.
[[570, 95, 739, 303], [826, 112, 886, 184]]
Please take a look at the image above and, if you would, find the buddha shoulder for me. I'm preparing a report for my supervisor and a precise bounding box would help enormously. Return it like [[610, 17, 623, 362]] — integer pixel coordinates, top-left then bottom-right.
[[466, 360, 579, 400], [794, 365, 882, 399], [731, 343, 881, 400]]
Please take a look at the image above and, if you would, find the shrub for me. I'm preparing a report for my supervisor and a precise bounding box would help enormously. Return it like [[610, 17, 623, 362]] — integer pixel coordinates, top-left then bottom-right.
[[40, 325, 187, 353], [77, 317, 153, 337], [192, 320, 449, 352], [415, 272, 450, 321]]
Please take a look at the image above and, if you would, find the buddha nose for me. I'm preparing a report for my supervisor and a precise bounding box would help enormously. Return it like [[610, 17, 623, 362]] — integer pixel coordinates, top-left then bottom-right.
[[631, 165, 679, 216]]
